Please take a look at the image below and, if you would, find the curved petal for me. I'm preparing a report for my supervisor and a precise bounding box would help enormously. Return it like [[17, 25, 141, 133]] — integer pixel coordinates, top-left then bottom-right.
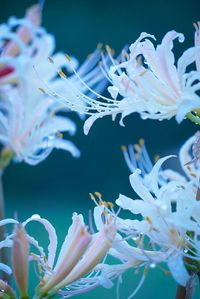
[[167, 254, 190, 286], [0, 263, 12, 275], [129, 170, 154, 202], [146, 155, 176, 196], [23, 214, 57, 268]]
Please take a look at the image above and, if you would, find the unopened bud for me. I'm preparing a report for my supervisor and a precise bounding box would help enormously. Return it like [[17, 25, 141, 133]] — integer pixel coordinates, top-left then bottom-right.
[[12, 225, 29, 298]]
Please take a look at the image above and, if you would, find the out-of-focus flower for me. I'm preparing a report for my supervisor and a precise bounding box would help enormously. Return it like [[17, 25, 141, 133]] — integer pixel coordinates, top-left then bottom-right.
[[12, 224, 29, 298], [45, 30, 200, 134], [0, 87, 79, 165], [0, 5, 107, 165]]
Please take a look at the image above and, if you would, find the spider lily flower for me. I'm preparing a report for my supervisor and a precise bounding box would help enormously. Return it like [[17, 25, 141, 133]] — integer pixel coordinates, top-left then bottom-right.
[[46, 30, 200, 134], [12, 214, 116, 298], [0, 4, 107, 102], [91, 194, 176, 298], [106, 30, 200, 127], [114, 156, 200, 286], [0, 213, 117, 298], [12, 224, 29, 298], [121, 132, 200, 191], [36, 213, 116, 298], [0, 5, 108, 164], [0, 87, 80, 165], [121, 139, 187, 189]]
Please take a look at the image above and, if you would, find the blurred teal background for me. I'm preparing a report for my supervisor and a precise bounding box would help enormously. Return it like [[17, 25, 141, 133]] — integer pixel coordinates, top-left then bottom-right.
[[1, 0, 200, 298]]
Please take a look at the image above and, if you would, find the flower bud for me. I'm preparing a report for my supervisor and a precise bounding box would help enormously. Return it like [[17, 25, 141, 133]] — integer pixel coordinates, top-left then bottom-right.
[[12, 224, 29, 298]]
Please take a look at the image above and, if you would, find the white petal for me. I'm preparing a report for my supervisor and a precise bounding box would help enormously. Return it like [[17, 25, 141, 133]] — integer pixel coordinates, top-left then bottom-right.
[[23, 214, 57, 268], [0, 263, 12, 275], [0, 219, 18, 226], [147, 155, 176, 196], [54, 139, 80, 158], [176, 97, 200, 123], [167, 254, 190, 286], [94, 206, 104, 231], [129, 170, 154, 202]]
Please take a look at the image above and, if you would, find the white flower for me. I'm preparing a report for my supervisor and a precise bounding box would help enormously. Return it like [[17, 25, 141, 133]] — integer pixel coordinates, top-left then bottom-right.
[[0, 5, 107, 165], [114, 156, 200, 286], [121, 133, 200, 189], [0, 86, 80, 165], [45, 30, 200, 134], [0, 213, 117, 298]]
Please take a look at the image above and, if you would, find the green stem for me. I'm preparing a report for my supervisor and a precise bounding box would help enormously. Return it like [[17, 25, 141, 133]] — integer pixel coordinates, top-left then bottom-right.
[[0, 170, 9, 282], [186, 112, 200, 125]]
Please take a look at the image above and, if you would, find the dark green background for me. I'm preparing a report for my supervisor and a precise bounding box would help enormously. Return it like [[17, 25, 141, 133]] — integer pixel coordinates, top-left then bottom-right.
[[1, 0, 200, 298]]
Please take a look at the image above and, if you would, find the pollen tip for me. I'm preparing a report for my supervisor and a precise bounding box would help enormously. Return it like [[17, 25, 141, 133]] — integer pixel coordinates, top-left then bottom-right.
[[48, 56, 54, 64], [120, 145, 127, 151], [94, 192, 102, 199], [190, 172, 197, 177], [134, 144, 141, 153], [146, 216, 152, 224], [58, 69, 67, 78], [38, 87, 46, 94], [57, 131, 63, 139], [107, 201, 114, 208], [97, 43, 103, 49], [139, 138, 145, 146], [111, 49, 115, 56], [124, 52, 129, 59], [65, 54, 71, 61], [186, 165, 192, 171], [154, 154, 160, 162]]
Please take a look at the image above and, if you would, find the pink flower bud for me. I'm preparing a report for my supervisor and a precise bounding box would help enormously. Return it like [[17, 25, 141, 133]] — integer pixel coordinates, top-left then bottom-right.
[[12, 224, 29, 297]]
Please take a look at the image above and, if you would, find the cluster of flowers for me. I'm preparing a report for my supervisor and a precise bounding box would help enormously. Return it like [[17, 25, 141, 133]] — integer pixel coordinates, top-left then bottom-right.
[[0, 2, 200, 299], [0, 3, 107, 166]]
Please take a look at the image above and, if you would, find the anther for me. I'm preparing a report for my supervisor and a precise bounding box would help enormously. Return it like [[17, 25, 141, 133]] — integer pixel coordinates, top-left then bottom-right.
[[120, 145, 127, 151], [65, 54, 71, 61], [48, 56, 54, 64], [134, 144, 141, 153], [154, 155, 160, 162], [139, 138, 145, 146], [97, 43, 103, 49], [58, 69, 67, 78], [94, 192, 102, 199], [38, 87, 46, 94]]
